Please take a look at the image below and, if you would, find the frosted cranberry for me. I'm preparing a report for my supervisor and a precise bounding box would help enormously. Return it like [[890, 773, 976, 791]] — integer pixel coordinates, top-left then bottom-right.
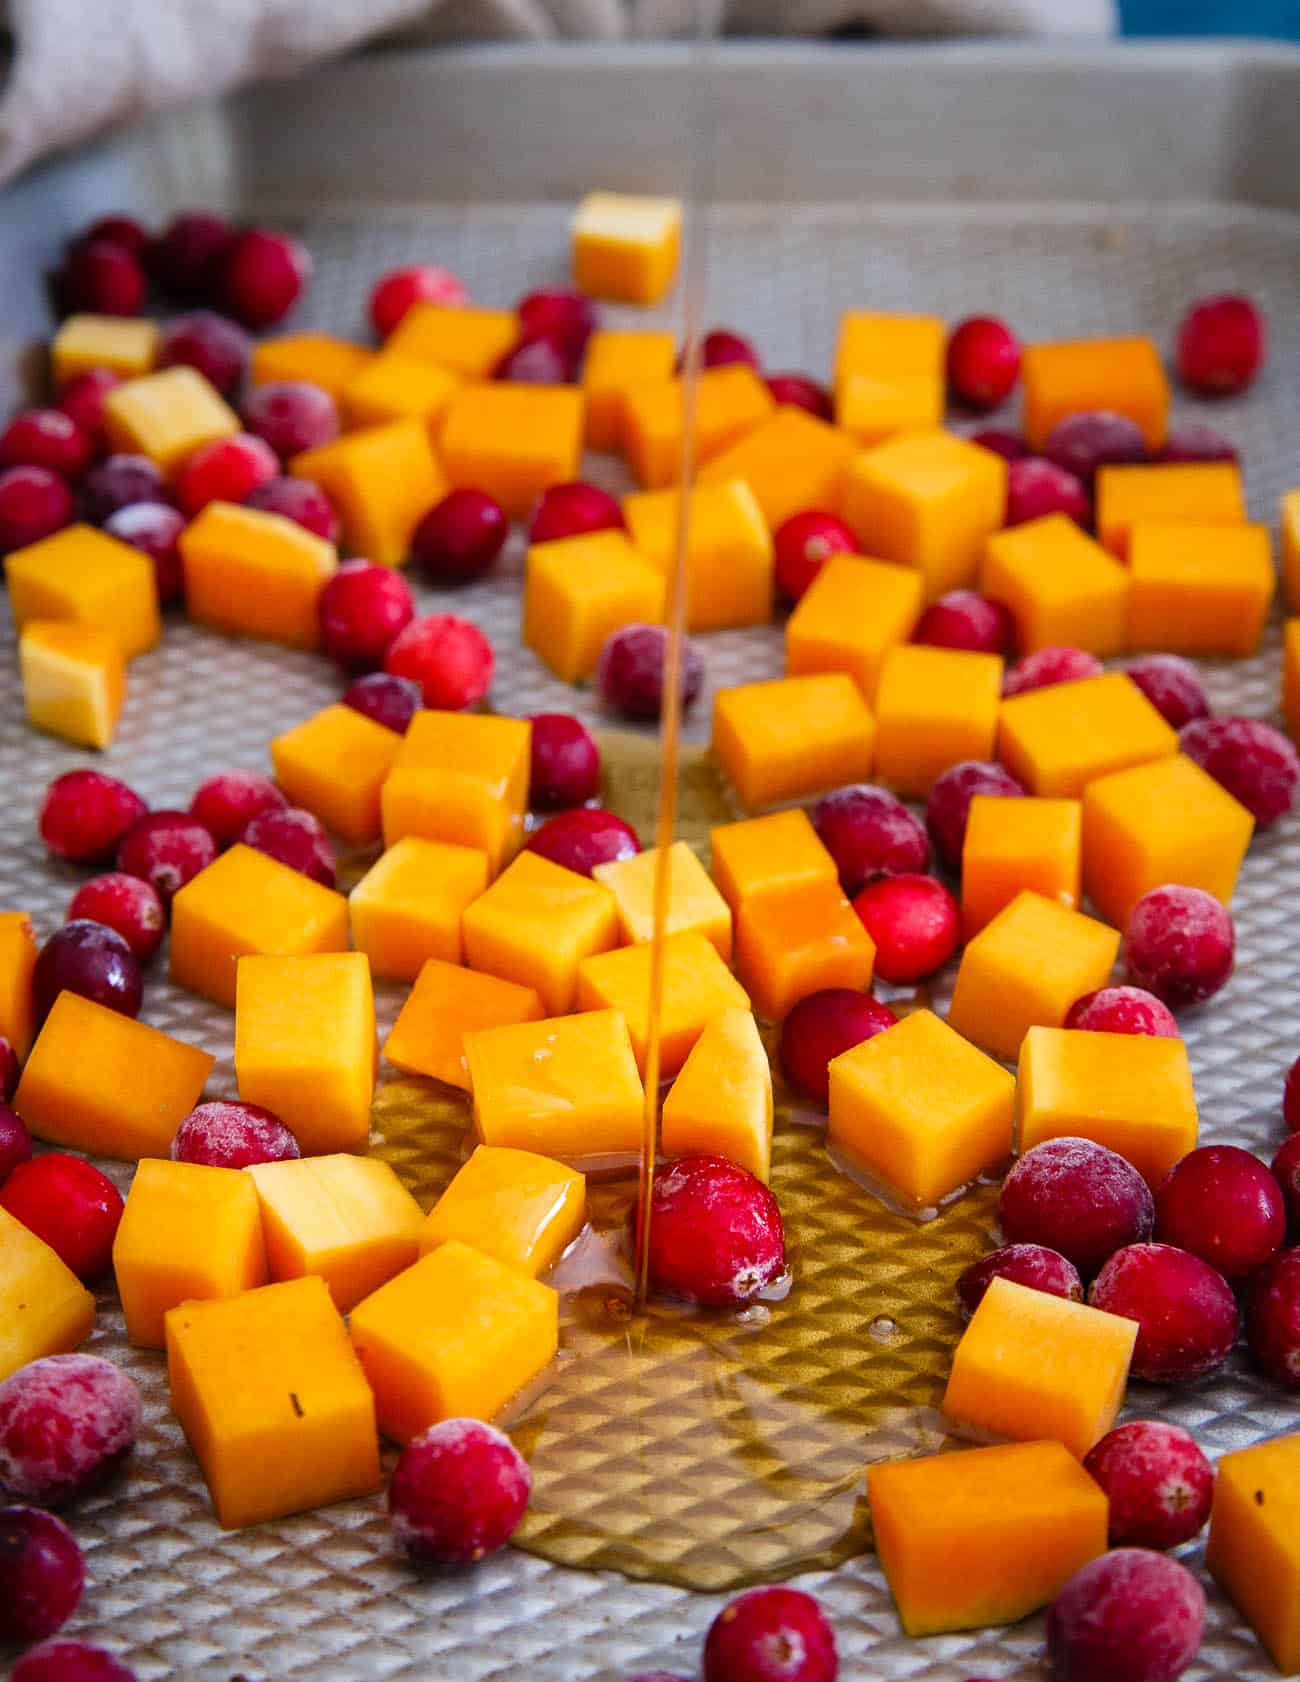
[[703, 1586, 836, 1682], [189, 771, 286, 848], [772, 510, 858, 602], [1090, 1242, 1238, 1383], [240, 379, 339, 460], [1175, 292, 1265, 396], [318, 560, 415, 672], [1064, 986, 1179, 1039], [0, 1154, 122, 1283], [385, 613, 495, 710], [695, 329, 760, 371], [369, 264, 469, 338], [969, 427, 1028, 462], [1156, 1145, 1285, 1282], [388, 1418, 530, 1564], [0, 1354, 141, 1507], [171, 1100, 300, 1169], [597, 623, 704, 720], [240, 806, 336, 888], [1285, 1056, 1300, 1133], [528, 713, 601, 808], [176, 432, 278, 516], [220, 228, 311, 329], [104, 502, 186, 605], [39, 770, 147, 863], [55, 369, 122, 446], [1179, 715, 1299, 828], [1047, 1549, 1204, 1682], [1274, 1135, 1300, 1235], [495, 334, 576, 385], [527, 808, 640, 878], [0, 1105, 32, 1181], [0, 1507, 84, 1645], [1044, 411, 1147, 486], [913, 590, 1013, 656], [813, 785, 929, 892], [765, 373, 833, 420], [1125, 885, 1234, 1009], [1161, 423, 1239, 465], [57, 239, 146, 317], [244, 476, 340, 543], [32, 922, 142, 1025], [641, 1154, 785, 1307], [158, 309, 249, 396], [67, 874, 164, 962], [517, 289, 598, 354], [1123, 654, 1210, 731], [341, 672, 422, 735], [779, 989, 897, 1106], [1083, 1421, 1213, 1550], [925, 760, 1025, 872], [81, 215, 150, 257], [147, 212, 236, 303], [1000, 1138, 1154, 1277], [80, 454, 167, 524], [852, 873, 959, 984], [1246, 1248, 1300, 1387], [956, 1244, 1083, 1318], [1005, 457, 1090, 528], [116, 810, 218, 902], [0, 410, 93, 479], [946, 316, 1020, 410], [528, 481, 624, 546], [12, 1642, 138, 1682], [1003, 645, 1102, 697], [0, 1042, 20, 1103], [411, 488, 508, 582], [0, 466, 73, 551]]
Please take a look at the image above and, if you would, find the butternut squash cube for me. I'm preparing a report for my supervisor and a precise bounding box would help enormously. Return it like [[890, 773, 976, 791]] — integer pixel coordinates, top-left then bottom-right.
[[593, 840, 732, 960], [383, 303, 519, 378], [709, 808, 839, 913], [997, 671, 1178, 799], [380, 710, 530, 874], [179, 500, 337, 650], [248, 332, 371, 398], [1127, 520, 1274, 656], [696, 406, 859, 532], [577, 929, 751, 1078], [874, 645, 1004, 800], [0, 912, 37, 1061], [234, 953, 375, 1155], [582, 327, 677, 450], [1282, 489, 1300, 611], [341, 353, 460, 430], [166, 1276, 381, 1529], [15, 992, 214, 1160], [735, 882, 874, 1023], [1094, 460, 1245, 559], [102, 365, 240, 475], [661, 1007, 772, 1182], [1022, 337, 1169, 452], [383, 958, 544, 1089], [868, 1440, 1109, 1637], [785, 554, 924, 703], [1207, 1434, 1300, 1675], [712, 673, 876, 811], [5, 524, 160, 660], [982, 514, 1128, 656], [292, 419, 447, 566], [463, 850, 619, 1016], [572, 191, 682, 305], [827, 1008, 1015, 1211], [270, 702, 402, 845], [0, 1207, 96, 1382], [51, 314, 158, 385], [350, 837, 489, 981], [834, 312, 946, 393], [19, 620, 124, 751], [112, 1159, 267, 1348], [441, 383, 585, 518], [622, 479, 773, 632], [962, 795, 1082, 939], [523, 529, 664, 683], [837, 373, 945, 448], [622, 366, 775, 490], [833, 313, 946, 443], [1286, 620, 1300, 748], [419, 1144, 585, 1278]]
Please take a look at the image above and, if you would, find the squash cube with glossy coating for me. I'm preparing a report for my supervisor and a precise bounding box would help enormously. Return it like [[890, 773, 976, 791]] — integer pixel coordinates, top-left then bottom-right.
[[1022, 337, 1169, 453], [248, 332, 372, 398], [112, 1159, 266, 1348], [465, 1009, 644, 1161], [1283, 489, 1300, 611], [997, 672, 1178, 799], [661, 1007, 772, 1182], [736, 882, 874, 1024], [383, 303, 519, 377], [180, 500, 337, 649], [786, 554, 924, 703], [868, 1440, 1108, 1638], [350, 837, 489, 981], [709, 808, 839, 912], [5, 524, 160, 660], [1094, 461, 1245, 559], [962, 795, 1082, 939], [441, 383, 584, 518], [383, 958, 544, 1089], [578, 929, 751, 1078], [20, 620, 124, 751], [593, 840, 732, 960], [622, 479, 773, 632], [572, 191, 681, 305], [622, 366, 775, 489], [15, 992, 214, 1160], [1127, 520, 1274, 656], [946, 891, 1120, 1064], [582, 327, 677, 450], [0, 1208, 96, 1383], [833, 312, 945, 443], [828, 1008, 1014, 1210], [697, 405, 860, 532], [170, 844, 350, 1009], [341, 354, 460, 430], [1207, 1434, 1300, 1675], [712, 673, 876, 811], [103, 366, 240, 475], [292, 418, 447, 566], [523, 529, 664, 682], [419, 1145, 585, 1277], [235, 953, 375, 1156], [462, 850, 619, 1016], [270, 703, 402, 846], [51, 314, 158, 385], [874, 645, 1004, 800], [981, 514, 1128, 656], [1286, 619, 1300, 747], [380, 710, 530, 873], [0, 913, 37, 1061], [166, 1276, 380, 1530]]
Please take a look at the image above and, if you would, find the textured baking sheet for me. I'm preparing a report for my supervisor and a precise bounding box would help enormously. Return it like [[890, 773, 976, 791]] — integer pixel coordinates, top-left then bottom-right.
[[3, 39, 1300, 1682]]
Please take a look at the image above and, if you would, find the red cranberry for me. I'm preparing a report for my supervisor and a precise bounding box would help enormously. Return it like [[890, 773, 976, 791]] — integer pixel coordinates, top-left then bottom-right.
[[103, 502, 186, 605], [1083, 1421, 1214, 1551], [175, 432, 278, 516], [1043, 411, 1147, 486], [1089, 1242, 1238, 1383], [411, 489, 508, 583], [341, 672, 422, 735], [189, 771, 286, 848], [32, 921, 142, 1025], [244, 476, 340, 543], [0, 1040, 18, 1102], [1047, 1549, 1204, 1682], [1246, 1248, 1300, 1386], [146, 212, 236, 304], [12, 1642, 138, 1682], [0, 410, 93, 479], [1272, 1135, 1300, 1234], [0, 466, 73, 552], [1064, 986, 1179, 1039], [779, 988, 897, 1106], [68, 874, 164, 962], [772, 510, 858, 602], [1179, 715, 1299, 828], [946, 316, 1021, 410], [694, 329, 761, 372], [969, 427, 1028, 462], [597, 623, 705, 720], [517, 289, 599, 354], [384, 613, 495, 710], [388, 1418, 531, 1564], [1285, 1056, 1300, 1132], [1005, 457, 1090, 528], [0, 1506, 84, 1645], [0, 1354, 141, 1507], [1003, 645, 1103, 698], [1156, 1145, 1285, 1282], [913, 590, 1014, 656], [39, 770, 147, 863], [956, 1243, 1083, 1318], [1123, 655, 1210, 730], [528, 481, 624, 546], [80, 215, 150, 257], [116, 810, 218, 903], [494, 335, 576, 385], [0, 1105, 32, 1181], [220, 228, 311, 329], [1000, 1138, 1155, 1277], [1125, 885, 1234, 1010], [0, 1154, 123, 1283], [640, 1154, 785, 1307], [318, 560, 414, 672], [158, 310, 249, 396], [369, 264, 469, 338], [241, 381, 340, 460], [1175, 292, 1266, 397], [80, 454, 167, 524], [55, 368, 122, 445], [240, 806, 336, 888], [852, 873, 960, 984], [171, 1100, 300, 1168], [57, 239, 146, 318], [765, 373, 833, 421], [526, 808, 640, 878], [813, 784, 929, 893], [1160, 423, 1239, 464], [527, 713, 601, 809], [703, 1586, 836, 1682], [925, 760, 1025, 872]]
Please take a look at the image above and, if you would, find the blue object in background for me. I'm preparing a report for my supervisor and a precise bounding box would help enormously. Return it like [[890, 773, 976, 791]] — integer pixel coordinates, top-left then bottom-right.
[[1120, 0, 1300, 36]]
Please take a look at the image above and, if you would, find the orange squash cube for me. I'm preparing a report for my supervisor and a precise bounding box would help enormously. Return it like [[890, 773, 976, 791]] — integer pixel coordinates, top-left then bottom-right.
[[180, 500, 337, 649], [380, 710, 530, 873], [837, 373, 944, 448], [735, 882, 874, 1023], [0, 913, 37, 1061], [51, 314, 158, 385], [577, 928, 750, 1078], [661, 1007, 772, 1182], [340, 354, 460, 430], [786, 554, 924, 703], [622, 366, 775, 490], [270, 702, 402, 845], [419, 1145, 585, 1278], [102, 366, 240, 475], [874, 645, 1004, 800], [441, 383, 584, 518], [709, 808, 839, 913], [384, 303, 519, 378], [593, 840, 732, 960], [350, 837, 489, 980], [834, 312, 946, 391], [998, 671, 1178, 798], [696, 406, 859, 532], [572, 192, 682, 305], [833, 313, 945, 446], [248, 332, 372, 398], [292, 419, 447, 566], [1286, 619, 1300, 747], [1127, 520, 1274, 656], [622, 479, 773, 632], [1022, 337, 1170, 452], [962, 795, 1082, 939], [523, 529, 664, 682], [0, 1208, 96, 1382], [5, 524, 160, 660], [20, 620, 124, 751], [1094, 461, 1245, 559], [712, 673, 876, 811], [1282, 489, 1300, 611], [582, 327, 677, 450], [1207, 1434, 1300, 1675], [982, 514, 1129, 656], [383, 958, 544, 1089]]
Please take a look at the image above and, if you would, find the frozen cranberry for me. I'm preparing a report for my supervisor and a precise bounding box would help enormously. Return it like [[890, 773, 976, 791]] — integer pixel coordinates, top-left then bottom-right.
[[1044, 411, 1147, 486], [703, 1586, 836, 1682], [175, 431, 278, 516], [240, 806, 336, 888], [1125, 885, 1234, 1010], [67, 874, 164, 962], [80, 215, 150, 257], [0, 466, 73, 552], [0, 410, 93, 479], [389, 1418, 531, 1563], [1083, 1421, 1213, 1550], [1090, 1242, 1238, 1383], [1285, 1056, 1300, 1132], [385, 613, 495, 710], [57, 239, 146, 317], [0, 1506, 84, 1645], [0, 1044, 21, 1105], [913, 590, 1014, 656], [956, 1244, 1083, 1318], [765, 373, 833, 420], [1123, 655, 1210, 730], [244, 475, 340, 543], [1273, 1135, 1300, 1235], [1005, 457, 1090, 528], [946, 316, 1020, 411], [597, 623, 705, 720], [1160, 422, 1239, 465], [32, 922, 142, 1025], [1179, 715, 1299, 828], [1156, 1145, 1285, 1282], [1002, 645, 1102, 697], [0, 1105, 32, 1182], [318, 561, 414, 672], [411, 488, 508, 583], [1064, 986, 1179, 1039], [813, 785, 929, 893], [341, 672, 422, 735], [0, 1154, 122, 1283], [528, 481, 624, 546], [925, 760, 1025, 872], [103, 502, 187, 605], [80, 454, 167, 524], [640, 1154, 785, 1307], [220, 228, 311, 329], [158, 310, 249, 397], [1176, 292, 1265, 397], [147, 212, 236, 303], [12, 1643, 138, 1682], [0, 1354, 141, 1508], [527, 808, 640, 878], [116, 810, 218, 902], [772, 510, 858, 602], [240, 380, 339, 461], [969, 427, 1028, 462], [39, 770, 147, 863], [779, 989, 897, 1106], [1000, 1138, 1155, 1277], [1047, 1549, 1204, 1682], [528, 713, 601, 808], [55, 368, 122, 445], [369, 264, 469, 338], [189, 771, 286, 848], [852, 873, 959, 984], [171, 1100, 300, 1169], [517, 289, 599, 354], [1246, 1248, 1300, 1386], [494, 334, 576, 384], [696, 328, 760, 371]]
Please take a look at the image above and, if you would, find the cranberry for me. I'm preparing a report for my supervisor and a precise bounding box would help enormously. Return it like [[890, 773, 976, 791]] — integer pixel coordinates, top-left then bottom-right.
[[67, 874, 165, 962], [12, 1643, 138, 1682], [956, 1243, 1083, 1318], [80, 454, 167, 524], [517, 289, 598, 354], [1124, 885, 1234, 1009], [1246, 1248, 1300, 1387], [913, 590, 1014, 656], [103, 502, 187, 606], [388, 1418, 531, 1564], [528, 481, 624, 546], [0, 466, 73, 552], [189, 771, 286, 848], [969, 427, 1028, 462], [1273, 1135, 1300, 1234], [526, 808, 640, 878], [703, 1586, 836, 1682], [1005, 457, 1090, 528], [0, 410, 93, 479], [80, 215, 150, 257], [0, 1105, 32, 1181], [146, 212, 236, 303], [640, 1154, 784, 1308], [597, 623, 705, 720], [0, 1506, 84, 1645], [55, 369, 122, 445], [779, 988, 897, 1106], [116, 810, 218, 902], [1123, 655, 1210, 730], [0, 1155, 124, 1283], [1156, 1145, 1285, 1282], [813, 785, 929, 893], [369, 264, 470, 338], [171, 1100, 300, 1169], [1175, 292, 1266, 396], [240, 806, 336, 888], [57, 239, 146, 317], [527, 713, 601, 809], [318, 560, 414, 672], [341, 672, 422, 735], [220, 228, 311, 329], [1043, 411, 1147, 486], [1000, 1138, 1155, 1277], [1083, 1421, 1214, 1551], [1179, 715, 1299, 828], [1090, 1242, 1238, 1383], [384, 613, 495, 710], [158, 310, 250, 396], [0, 1354, 141, 1507], [946, 316, 1020, 410], [0, 1038, 17, 1100], [244, 476, 340, 544], [1064, 986, 1179, 1039], [694, 329, 760, 372], [240, 381, 340, 461], [765, 373, 833, 420], [925, 760, 1025, 872], [39, 770, 147, 863], [852, 873, 959, 984], [772, 510, 858, 602], [1160, 423, 1239, 465], [411, 489, 508, 583], [175, 432, 278, 516], [494, 335, 576, 385], [1285, 1056, 1300, 1132], [1002, 645, 1102, 697], [32, 921, 142, 1025], [1047, 1549, 1204, 1682]]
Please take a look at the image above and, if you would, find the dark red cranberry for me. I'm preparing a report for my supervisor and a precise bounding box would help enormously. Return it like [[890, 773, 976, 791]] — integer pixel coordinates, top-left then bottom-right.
[[1124, 885, 1234, 1010], [1272, 1134, 1300, 1235], [12, 1641, 138, 1682], [852, 873, 960, 984], [1156, 1145, 1286, 1282], [1089, 1242, 1238, 1383], [171, 1100, 300, 1168], [220, 228, 311, 329], [812, 784, 929, 893], [39, 770, 147, 863], [116, 810, 218, 902], [1047, 1549, 1204, 1682], [517, 289, 599, 354], [0, 1105, 33, 1181], [527, 809, 640, 878], [1245, 1248, 1300, 1387], [1044, 411, 1147, 486], [55, 368, 122, 447], [765, 373, 833, 420], [1003, 645, 1102, 697], [0, 466, 73, 552], [240, 380, 339, 460], [639, 1154, 785, 1307], [240, 806, 336, 888], [1176, 292, 1266, 397], [703, 1586, 836, 1682], [104, 502, 186, 605], [56, 240, 146, 318], [779, 988, 897, 1107], [146, 212, 237, 304], [0, 1042, 19, 1104], [1179, 716, 1300, 828], [389, 1418, 531, 1563], [772, 510, 858, 602], [80, 215, 150, 257], [1000, 1137, 1155, 1277], [956, 1244, 1083, 1318], [1123, 655, 1210, 730], [946, 316, 1020, 410], [243, 476, 340, 543], [693, 329, 760, 371], [67, 874, 165, 962], [411, 489, 508, 583], [528, 481, 624, 546], [1064, 986, 1179, 1039], [32, 921, 142, 1025], [0, 1506, 85, 1645], [158, 310, 250, 396], [189, 771, 286, 848], [175, 432, 278, 516], [1285, 1056, 1300, 1132], [341, 672, 422, 735], [969, 427, 1028, 462], [1160, 423, 1239, 464], [318, 560, 414, 672], [0, 410, 93, 479], [0, 1351, 141, 1510], [0, 1154, 123, 1283], [913, 590, 1014, 656], [384, 614, 495, 710], [597, 623, 704, 720], [1005, 457, 1090, 528], [925, 760, 1025, 872], [494, 335, 576, 385], [369, 264, 469, 338], [80, 454, 168, 524], [1083, 1421, 1214, 1551], [527, 713, 601, 808]]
